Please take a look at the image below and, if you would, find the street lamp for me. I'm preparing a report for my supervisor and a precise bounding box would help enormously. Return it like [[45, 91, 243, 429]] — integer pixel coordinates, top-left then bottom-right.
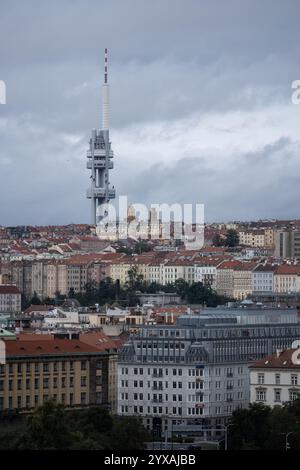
[[224, 423, 235, 451], [285, 432, 294, 451]]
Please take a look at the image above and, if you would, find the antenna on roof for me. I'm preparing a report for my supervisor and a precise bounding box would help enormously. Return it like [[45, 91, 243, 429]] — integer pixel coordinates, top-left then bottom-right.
[[102, 48, 109, 130]]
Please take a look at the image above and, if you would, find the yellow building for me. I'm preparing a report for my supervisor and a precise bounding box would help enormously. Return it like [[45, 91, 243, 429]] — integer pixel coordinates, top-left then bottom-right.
[[0, 338, 112, 412]]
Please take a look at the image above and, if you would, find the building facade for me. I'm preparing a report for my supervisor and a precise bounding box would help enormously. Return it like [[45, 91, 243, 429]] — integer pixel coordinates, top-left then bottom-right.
[[250, 348, 300, 407], [118, 308, 300, 438], [0, 285, 21, 313], [0, 338, 111, 412]]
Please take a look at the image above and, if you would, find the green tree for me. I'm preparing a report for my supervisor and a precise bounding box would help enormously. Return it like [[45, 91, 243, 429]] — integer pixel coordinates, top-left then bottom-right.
[[30, 291, 41, 305], [174, 278, 189, 299], [22, 400, 76, 449], [229, 403, 272, 450], [212, 233, 222, 247], [105, 416, 150, 450], [224, 229, 239, 247], [68, 287, 76, 298], [126, 266, 145, 291]]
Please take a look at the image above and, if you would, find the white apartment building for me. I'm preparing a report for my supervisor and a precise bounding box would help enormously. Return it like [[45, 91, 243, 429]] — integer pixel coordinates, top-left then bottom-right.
[[252, 264, 277, 293], [0, 285, 21, 313], [194, 260, 220, 289], [250, 347, 300, 407]]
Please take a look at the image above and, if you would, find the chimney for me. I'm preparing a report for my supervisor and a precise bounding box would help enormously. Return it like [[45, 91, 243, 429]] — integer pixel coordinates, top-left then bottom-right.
[[276, 349, 283, 358]]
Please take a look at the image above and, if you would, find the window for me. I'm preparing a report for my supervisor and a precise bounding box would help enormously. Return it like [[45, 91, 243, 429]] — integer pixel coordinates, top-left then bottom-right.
[[289, 390, 299, 401], [43, 378, 49, 389], [258, 373, 265, 385], [275, 374, 280, 385], [274, 389, 281, 402], [256, 389, 266, 402], [291, 374, 298, 386]]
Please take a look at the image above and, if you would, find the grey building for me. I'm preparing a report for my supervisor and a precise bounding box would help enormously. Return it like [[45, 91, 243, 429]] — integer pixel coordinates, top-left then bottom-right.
[[118, 308, 300, 439], [275, 230, 300, 260]]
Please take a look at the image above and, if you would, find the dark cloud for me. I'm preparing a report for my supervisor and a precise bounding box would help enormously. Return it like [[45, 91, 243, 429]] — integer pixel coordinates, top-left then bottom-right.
[[0, 0, 300, 224]]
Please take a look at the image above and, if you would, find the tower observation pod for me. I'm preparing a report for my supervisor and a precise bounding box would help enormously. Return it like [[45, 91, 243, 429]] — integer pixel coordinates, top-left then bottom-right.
[[86, 48, 115, 225]]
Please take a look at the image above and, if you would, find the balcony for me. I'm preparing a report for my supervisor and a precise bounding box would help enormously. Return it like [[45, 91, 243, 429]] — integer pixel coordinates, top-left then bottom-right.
[[87, 161, 113, 170], [87, 149, 114, 158], [86, 188, 116, 199]]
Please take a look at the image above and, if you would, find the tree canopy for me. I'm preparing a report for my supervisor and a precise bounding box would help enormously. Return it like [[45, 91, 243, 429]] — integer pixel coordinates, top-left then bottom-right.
[[0, 401, 150, 450]]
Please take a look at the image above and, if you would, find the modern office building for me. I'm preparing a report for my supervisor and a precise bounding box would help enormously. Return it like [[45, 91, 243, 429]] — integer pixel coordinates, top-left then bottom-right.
[[274, 230, 300, 260], [118, 308, 300, 439]]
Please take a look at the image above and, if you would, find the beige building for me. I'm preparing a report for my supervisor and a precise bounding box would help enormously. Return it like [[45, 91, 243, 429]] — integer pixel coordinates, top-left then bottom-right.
[[46, 262, 68, 298], [233, 262, 258, 300], [274, 265, 300, 293], [216, 260, 240, 298], [0, 337, 114, 412], [31, 262, 48, 299], [238, 230, 265, 247], [264, 229, 275, 248]]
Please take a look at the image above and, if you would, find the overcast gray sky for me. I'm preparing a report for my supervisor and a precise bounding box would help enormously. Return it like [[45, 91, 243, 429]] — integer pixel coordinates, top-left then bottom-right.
[[0, 0, 300, 225]]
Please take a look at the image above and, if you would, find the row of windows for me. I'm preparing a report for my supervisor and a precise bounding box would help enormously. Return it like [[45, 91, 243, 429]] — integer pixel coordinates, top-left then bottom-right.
[[256, 389, 300, 402], [120, 405, 184, 415], [214, 392, 243, 401], [0, 392, 93, 410], [0, 375, 94, 391], [136, 343, 186, 350], [0, 361, 91, 375], [120, 380, 203, 390], [257, 373, 299, 386]]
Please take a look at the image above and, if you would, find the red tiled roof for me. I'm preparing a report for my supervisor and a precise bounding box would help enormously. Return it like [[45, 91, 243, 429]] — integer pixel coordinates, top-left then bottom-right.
[[253, 264, 278, 273], [249, 349, 300, 369], [275, 265, 300, 275], [0, 285, 21, 294], [79, 331, 126, 351], [24, 304, 54, 314], [5, 339, 103, 357], [16, 333, 54, 341], [217, 260, 243, 270], [200, 247, 225, 253]]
